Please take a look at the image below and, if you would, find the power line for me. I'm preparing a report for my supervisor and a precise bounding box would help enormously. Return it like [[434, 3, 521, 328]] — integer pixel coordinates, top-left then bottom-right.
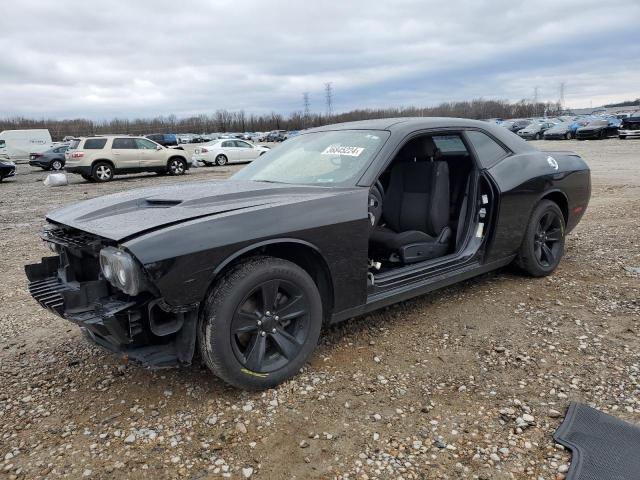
[[324, 82, 333, 117], [303, 92, 310, 118]]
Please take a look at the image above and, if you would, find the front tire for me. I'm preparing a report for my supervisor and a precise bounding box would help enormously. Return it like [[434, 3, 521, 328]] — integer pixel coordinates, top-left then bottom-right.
[[92, 162, 114, 182], [198, 256, 323, 390], [215, 154, 228, 166], [167, 158, 186, 175], [516, 200, 565, 277], [51, 159, 63, 171]]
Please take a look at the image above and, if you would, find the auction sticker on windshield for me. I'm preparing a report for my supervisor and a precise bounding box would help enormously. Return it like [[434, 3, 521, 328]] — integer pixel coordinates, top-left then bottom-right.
[[321, 145, 365, 157]]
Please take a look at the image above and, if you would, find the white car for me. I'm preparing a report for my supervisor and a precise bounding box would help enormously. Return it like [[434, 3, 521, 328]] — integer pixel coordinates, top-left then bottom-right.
[[192, 139, 269, 166]]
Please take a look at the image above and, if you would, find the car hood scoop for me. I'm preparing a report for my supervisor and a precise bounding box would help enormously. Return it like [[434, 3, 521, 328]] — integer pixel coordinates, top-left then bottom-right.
[[46, 180, 344, 242]]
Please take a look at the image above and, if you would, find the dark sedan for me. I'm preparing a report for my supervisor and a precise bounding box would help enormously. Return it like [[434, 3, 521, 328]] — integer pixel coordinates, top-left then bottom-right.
[[0, 158, 16, 181], [576, 120, 619, 140], [29, 145, 69, 170], [26, 117, 590, 390], [503, 119, 531, 133]]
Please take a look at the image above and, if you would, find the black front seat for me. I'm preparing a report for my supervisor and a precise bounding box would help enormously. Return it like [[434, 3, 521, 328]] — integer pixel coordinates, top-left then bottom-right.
[[370, 137, 451, 263]]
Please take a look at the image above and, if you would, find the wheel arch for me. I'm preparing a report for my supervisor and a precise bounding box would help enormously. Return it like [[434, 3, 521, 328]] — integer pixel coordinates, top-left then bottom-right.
[[91, 158, 115, 169], [208, 239, 335, 322], [540, 189, 569, 225], [167, 154, 187, 164]]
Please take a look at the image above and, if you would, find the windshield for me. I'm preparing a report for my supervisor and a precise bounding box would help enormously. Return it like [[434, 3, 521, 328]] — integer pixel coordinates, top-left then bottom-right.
[[232, 130, 389, 186]]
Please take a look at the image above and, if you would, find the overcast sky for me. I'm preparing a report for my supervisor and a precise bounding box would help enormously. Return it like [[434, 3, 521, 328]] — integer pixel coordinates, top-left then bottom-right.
[[1, 0, 638, 119]]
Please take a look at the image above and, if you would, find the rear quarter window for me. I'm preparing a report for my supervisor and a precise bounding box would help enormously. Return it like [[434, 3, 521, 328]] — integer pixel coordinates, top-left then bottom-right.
[[465, 130, 509, 168], [83, 138, 107, 149]]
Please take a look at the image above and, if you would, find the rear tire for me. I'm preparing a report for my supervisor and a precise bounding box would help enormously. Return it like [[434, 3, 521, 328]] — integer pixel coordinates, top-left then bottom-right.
[[215, 154, 228, 166], [516, 200, 565, 277], [198, 256, 323, 390], [51, 159, 63, 171], [92, 162, 114, 182]]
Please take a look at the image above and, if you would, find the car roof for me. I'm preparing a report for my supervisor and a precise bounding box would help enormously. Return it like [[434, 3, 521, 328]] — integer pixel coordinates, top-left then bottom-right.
[[81, 135, 146, 140], [305, 117, 536, 153]]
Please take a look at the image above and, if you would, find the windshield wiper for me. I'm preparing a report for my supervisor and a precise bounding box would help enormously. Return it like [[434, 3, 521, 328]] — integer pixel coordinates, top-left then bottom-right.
[[254, 179, 287, 184]]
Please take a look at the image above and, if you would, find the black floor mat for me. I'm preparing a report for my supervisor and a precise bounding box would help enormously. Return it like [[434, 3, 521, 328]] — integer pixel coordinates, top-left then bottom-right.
[[553, 402, 640, 479]]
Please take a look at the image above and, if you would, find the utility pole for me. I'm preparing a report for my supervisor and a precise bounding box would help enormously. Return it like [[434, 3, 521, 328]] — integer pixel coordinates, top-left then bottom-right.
[[324, 82, 333, 118], [533, 86, 539, 116], [559, 82, 565, 111], [303, 92, 310, 127]]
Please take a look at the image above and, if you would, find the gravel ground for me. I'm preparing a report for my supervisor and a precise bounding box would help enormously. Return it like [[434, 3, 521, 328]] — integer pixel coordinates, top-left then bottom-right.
[[0, 139, 638, 479]]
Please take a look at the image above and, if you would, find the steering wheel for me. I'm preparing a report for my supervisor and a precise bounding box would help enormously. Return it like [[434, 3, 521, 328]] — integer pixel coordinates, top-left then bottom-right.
[[368, 180, 384, 227]]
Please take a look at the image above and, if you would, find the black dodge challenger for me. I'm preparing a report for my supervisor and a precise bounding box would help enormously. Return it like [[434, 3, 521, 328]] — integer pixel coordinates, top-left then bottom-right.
[[26, 118, 591, 389]]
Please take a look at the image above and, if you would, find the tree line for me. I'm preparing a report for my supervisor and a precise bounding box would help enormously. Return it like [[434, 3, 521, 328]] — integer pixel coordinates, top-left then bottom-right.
[[0, 99, 562, 141]]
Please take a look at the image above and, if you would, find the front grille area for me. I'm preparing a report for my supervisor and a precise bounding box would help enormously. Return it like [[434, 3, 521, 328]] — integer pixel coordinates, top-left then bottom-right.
[[42, 227, 103, 250], [27, 276, 67, 315]]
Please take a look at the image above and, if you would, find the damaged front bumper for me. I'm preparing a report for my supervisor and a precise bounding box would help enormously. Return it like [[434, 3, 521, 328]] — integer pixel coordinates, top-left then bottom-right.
[[26, 251, 199, 368]]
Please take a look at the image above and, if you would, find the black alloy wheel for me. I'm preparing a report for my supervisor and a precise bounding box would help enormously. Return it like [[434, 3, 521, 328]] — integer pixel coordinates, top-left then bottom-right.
[[198, 256, 322, 390], [516, 199, 565, 277], [230, 279, 310, 373], [533, 211, 563, 268]]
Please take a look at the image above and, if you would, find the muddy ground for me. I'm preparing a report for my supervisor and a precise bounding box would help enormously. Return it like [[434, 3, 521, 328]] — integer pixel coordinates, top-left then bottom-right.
[[0, 139, 638, 479]]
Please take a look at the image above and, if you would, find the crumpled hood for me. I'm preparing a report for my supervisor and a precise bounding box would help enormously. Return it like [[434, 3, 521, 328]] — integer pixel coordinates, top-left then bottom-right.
[[47, 180, 350, 242]]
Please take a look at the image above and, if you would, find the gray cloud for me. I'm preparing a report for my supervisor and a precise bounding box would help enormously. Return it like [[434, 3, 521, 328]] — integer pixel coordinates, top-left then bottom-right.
[[0, 0, 638, 119]]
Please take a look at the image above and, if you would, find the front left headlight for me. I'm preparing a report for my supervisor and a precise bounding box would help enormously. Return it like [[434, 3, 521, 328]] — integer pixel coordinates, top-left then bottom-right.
[[99, 247, 146, 296]]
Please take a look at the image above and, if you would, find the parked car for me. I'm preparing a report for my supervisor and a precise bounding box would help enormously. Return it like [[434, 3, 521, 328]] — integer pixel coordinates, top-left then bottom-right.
[[576, 119, 619, 140], [191, 139, 269, 166], [517, 121, 556, 140], [0, 158, 16, 181], [26, 118, 591, 390], [502, 120, 531, 133], [63, 136, 189, 182], [190, 136, 211, 144], [265, 130, 287, 142], [29, 145, 69, 170], [145, 133, 179, 147], [543, 122, 572, 140], [618, 115, 640, 139]]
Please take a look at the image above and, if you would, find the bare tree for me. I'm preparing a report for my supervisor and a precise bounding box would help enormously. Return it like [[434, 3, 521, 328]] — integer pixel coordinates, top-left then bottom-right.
[[0, 99, 563, 141]]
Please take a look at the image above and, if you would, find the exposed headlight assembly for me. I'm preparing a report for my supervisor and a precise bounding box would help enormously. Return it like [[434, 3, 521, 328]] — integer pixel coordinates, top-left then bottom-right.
[[99, 247, 146, 296]]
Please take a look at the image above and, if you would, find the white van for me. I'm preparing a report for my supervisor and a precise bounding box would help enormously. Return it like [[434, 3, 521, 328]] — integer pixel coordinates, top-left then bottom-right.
[[0, 129, 53, 160]]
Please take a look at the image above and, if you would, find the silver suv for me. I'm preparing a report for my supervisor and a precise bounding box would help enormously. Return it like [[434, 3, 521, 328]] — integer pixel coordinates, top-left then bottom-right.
[[64, 136, 189, 182]]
